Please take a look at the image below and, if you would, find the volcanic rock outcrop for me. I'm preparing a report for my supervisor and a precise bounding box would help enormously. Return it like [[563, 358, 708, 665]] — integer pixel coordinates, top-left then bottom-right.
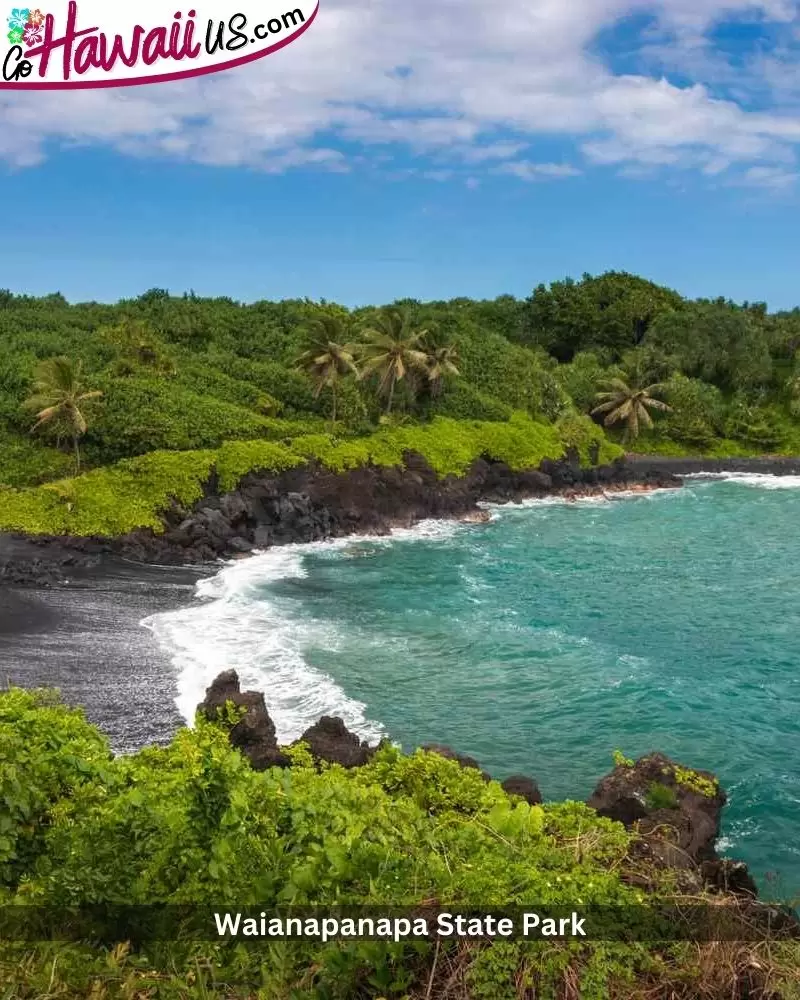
[[197, 669, 290, 770], [587, 751, 726, 866]]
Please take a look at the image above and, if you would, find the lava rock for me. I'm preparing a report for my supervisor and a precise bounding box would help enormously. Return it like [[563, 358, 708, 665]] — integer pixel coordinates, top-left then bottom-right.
[[501, 775, 543, 805], [228, 537, 254, 554], [422, 743, 492, 781], [701, 859, 759, 898], [298, 716, 376, 768], [197, 670, 290, 770], [587, 752, 726, 864]]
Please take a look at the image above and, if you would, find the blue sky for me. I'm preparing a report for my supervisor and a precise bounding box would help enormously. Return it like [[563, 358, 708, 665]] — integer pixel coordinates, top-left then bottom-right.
[[2, 1, 800, 309]]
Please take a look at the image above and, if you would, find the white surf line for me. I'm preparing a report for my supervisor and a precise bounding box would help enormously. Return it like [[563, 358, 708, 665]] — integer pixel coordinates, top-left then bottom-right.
[[140, 518, 472, 744], [682, 472, 800, 489]]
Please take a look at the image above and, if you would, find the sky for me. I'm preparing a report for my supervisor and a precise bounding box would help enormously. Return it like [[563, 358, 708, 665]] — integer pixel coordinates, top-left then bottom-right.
[[3, 0, 800, 309]]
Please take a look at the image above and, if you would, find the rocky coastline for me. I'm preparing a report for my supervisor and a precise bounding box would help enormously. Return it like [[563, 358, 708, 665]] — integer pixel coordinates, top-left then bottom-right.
[[200, 670, 799, 938], [4, 450, 789, 589]]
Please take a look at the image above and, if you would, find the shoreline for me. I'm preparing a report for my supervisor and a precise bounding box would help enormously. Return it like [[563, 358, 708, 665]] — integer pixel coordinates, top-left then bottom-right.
[[0, 453, 797, 752], [0, 451, 724, 587], [0, 472, 680, 751], [0, 560, 210, 753], [2, 463, 800, 901]]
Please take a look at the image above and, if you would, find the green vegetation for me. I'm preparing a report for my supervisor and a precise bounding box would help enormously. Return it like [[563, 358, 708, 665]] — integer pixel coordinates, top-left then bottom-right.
[[644, 782, 679, 811], [2, 274, 800, 536], [2, 689, 797, 999], [23, 356, 103, 472], [0, 414, 607, 537], [356, 308, 432, 414], [674, 765, 720, 799], [612, 750, 634, 769], [295, 314, 359, 425], [591, 378, 671, 443]]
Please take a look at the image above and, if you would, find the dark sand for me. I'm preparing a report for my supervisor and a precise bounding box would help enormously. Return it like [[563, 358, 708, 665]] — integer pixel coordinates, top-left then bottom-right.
[[5, 455, 800, 753], [0, 555, 212, 752]]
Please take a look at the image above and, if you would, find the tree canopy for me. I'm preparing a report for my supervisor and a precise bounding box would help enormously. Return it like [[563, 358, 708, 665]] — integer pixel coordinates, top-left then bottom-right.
[[1, 270, 800, 492]]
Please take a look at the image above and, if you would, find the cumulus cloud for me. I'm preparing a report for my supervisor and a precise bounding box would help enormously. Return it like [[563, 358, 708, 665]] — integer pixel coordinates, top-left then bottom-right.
[[1, 0, 800, 185]]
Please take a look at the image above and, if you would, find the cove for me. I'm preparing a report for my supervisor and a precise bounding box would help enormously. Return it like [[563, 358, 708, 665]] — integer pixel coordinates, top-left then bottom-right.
[[147, 475, 800, 896]]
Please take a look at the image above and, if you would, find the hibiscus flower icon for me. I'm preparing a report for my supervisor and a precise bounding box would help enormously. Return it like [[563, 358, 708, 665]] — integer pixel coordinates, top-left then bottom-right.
[[7, 8, 30, 31], [22, 20, 42, 44], [27, 7, 44, 26], [7, 25, 23, 44]]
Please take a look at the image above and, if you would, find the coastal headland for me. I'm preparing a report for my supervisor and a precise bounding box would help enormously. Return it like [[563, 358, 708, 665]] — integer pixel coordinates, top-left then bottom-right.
[[6, 451, 800, 589]]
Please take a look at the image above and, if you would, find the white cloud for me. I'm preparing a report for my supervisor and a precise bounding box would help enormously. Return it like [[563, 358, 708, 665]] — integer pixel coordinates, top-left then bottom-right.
[[1, 0, 800, 187], [493, 161, 582, 180], [734, 164, 799, 189]]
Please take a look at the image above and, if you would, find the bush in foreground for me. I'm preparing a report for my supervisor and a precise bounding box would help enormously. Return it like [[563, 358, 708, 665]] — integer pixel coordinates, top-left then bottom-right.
[[0, 689, 798, 999]]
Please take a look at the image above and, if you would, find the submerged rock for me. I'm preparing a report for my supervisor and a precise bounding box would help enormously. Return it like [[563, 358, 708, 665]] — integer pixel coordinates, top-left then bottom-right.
[[197, 670, 290, 770], [298, 716, 377, 769]]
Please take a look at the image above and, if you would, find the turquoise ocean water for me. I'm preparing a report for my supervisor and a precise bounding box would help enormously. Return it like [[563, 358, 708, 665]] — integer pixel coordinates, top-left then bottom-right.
[[145, 474, 800, 896]]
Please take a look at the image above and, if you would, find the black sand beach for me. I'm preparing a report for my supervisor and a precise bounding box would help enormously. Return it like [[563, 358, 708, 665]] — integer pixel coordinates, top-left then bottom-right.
[[5, 455, 800, 753], [0, 548, 211, 752]]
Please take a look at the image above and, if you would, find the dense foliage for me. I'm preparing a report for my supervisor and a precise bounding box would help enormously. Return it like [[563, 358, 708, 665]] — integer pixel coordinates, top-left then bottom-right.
[[2, 690, 797, 999], [0, 414, 616, 537], [2, 274, 800, 533]]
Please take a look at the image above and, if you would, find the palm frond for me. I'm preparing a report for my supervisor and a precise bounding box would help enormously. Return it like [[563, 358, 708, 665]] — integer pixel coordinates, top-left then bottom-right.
[[643, 398, 672, 413]]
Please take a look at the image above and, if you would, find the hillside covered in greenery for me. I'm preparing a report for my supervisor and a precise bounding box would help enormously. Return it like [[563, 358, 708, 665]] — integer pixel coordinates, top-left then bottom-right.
[[2, 273, 800, 536], [1, 687, 798, 1000]]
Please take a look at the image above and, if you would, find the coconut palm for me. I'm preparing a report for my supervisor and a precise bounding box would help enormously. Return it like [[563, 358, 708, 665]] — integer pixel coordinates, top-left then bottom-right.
[[295, 315, 359, 424], [357, 309, 431, 414], [426, 343, 460, 398], [591, 377, 671, 442], [23, 357, 103, 473]]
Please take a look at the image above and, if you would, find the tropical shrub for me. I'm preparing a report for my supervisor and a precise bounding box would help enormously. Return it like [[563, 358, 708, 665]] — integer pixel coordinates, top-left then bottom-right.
[[660, 374, 726, 449], [2, 691, 797, 999], [85, 377, 278, 461], [429, 380, 513, 422], [0, 416, 612, 537], [0, 432, 73, 487]]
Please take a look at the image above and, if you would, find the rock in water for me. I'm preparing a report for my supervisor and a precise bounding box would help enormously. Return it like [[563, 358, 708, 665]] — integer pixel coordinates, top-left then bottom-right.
[[298, 716, 376, 768], [501, 775, 543, 805], [586, 752, 726, 865], [197, 670, 290, 770]]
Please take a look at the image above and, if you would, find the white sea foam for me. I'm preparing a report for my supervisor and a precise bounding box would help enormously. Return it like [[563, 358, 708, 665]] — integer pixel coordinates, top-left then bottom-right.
[[142, 519, 468, 744], [479, 495, 606, 512], [683, 472, 800, 490], [480, 488, 681, 513]]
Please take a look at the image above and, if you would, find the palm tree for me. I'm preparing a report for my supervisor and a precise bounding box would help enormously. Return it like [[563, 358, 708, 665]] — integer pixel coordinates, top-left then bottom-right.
[[426, 343, 460, 398], [295, 315, 359, 424], [23, 357, 103, 473], [591, 377, 671, 443], [357, 309, 430, 414]]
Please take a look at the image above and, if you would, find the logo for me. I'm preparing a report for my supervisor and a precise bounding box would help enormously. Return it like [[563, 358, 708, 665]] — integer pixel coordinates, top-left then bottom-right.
[[1, 1, 318, 89]]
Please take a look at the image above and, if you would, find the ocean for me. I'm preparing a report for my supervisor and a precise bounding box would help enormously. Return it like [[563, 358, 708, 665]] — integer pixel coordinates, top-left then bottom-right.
[[144, 474, 800, 896]]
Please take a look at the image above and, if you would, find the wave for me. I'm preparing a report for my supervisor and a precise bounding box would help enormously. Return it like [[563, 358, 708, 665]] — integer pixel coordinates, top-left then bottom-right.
[[142, 547, 384, 745], [480, 488, 682, 513], [141, 519, 470, 744], [683, 472, 800, 490], [479, 496, 606, 512]]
